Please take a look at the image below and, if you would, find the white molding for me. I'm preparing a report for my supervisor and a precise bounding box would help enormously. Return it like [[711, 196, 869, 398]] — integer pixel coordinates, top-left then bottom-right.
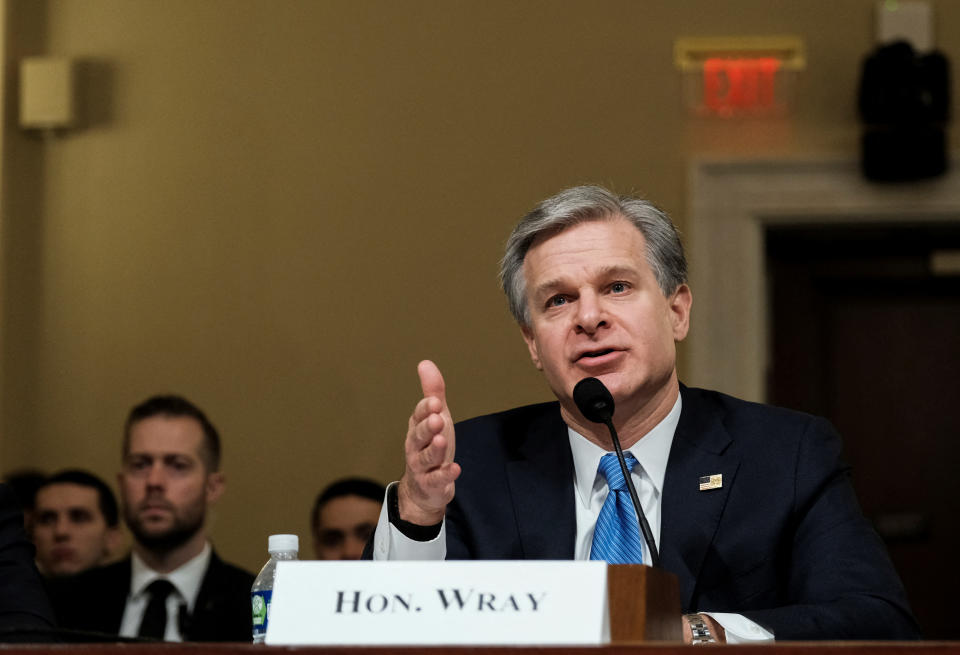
[[687, 157, 960, 402]]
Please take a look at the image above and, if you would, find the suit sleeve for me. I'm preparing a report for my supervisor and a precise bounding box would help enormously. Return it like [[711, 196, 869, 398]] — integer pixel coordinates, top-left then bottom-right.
[[0, 484, 57, 642], [740, 417, 920, 639]]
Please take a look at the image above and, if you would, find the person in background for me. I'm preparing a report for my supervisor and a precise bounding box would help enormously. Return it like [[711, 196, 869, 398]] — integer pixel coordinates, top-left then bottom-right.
[[2, 469, 46, 529], [311, 478, 384, 560], [48, 395, 253, 642], [0, 483, 56, 642], [32, 470, 123, 578]]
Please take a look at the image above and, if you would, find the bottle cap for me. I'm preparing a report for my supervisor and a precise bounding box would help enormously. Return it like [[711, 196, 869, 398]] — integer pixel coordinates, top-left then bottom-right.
[[268, 533, 299, 553]]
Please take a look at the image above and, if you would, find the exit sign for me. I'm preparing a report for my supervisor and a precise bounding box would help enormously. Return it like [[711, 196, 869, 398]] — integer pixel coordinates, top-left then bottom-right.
[[675, 37, 804, 117], [703, 57, 782, 115]]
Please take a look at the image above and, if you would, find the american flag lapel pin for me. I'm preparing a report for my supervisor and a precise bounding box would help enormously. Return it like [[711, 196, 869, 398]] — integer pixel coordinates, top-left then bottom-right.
[[699, 474, 722, 491]]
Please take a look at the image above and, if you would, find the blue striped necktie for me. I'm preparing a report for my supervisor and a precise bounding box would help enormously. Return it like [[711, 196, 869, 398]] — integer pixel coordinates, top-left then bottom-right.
[[590, 452, 644, 564]]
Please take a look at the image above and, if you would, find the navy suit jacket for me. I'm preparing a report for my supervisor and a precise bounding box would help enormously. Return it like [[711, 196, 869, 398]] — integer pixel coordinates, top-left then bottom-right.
[[48, 550, 254, 642], [443, 385, 919, 640]]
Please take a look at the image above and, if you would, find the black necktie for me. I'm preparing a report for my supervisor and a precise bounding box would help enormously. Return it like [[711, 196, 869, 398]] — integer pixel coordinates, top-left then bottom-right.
[[138, 579, 175, 640]]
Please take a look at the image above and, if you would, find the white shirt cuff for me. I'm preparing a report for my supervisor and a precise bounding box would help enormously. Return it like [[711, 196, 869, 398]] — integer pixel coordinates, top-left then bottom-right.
[[371, 482, 447, 561], [704, 612, 775, 643]]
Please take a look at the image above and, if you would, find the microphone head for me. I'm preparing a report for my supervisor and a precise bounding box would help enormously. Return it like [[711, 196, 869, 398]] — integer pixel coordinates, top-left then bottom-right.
[[573, 377, 615, 424]]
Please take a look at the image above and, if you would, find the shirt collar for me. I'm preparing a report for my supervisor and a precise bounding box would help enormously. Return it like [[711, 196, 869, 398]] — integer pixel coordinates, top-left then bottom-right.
[[130, 542, 212, 611], [568, 392, 682, 508]]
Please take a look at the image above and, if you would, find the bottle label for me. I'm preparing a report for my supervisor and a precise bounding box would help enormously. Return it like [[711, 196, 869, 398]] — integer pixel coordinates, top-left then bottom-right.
[[251, 589, 272, 636]]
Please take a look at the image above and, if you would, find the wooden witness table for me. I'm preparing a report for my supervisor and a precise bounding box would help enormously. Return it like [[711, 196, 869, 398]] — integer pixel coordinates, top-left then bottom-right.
[[5, 567, 950, 652], [1, 643, 960, 655]]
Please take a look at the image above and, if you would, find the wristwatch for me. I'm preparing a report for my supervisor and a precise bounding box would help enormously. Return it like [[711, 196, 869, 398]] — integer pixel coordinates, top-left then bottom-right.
[[684, 613, 716, 645]]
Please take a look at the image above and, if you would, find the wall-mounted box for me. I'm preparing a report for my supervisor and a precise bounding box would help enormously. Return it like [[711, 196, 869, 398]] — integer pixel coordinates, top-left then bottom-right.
[[876, 0, 932, 51], [20, 57, 76, 129]]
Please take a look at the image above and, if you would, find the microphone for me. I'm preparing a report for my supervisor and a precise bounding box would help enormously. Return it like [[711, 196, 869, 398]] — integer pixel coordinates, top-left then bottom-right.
[[573, 377, 660, 566], [573, 376, 615, 423]]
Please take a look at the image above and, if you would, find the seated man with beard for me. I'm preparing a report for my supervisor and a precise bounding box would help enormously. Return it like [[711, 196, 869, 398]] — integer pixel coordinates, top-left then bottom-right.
[[48, 395, 254, 642]]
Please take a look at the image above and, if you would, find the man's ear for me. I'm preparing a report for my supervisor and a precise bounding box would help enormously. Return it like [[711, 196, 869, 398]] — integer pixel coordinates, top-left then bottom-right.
[[521, 325, 543, 370], [205, 471, 225, 504], [669, 284, 693, 341]]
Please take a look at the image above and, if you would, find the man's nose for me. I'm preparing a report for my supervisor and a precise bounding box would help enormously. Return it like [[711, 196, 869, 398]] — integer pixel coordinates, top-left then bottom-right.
[[53, 516, 70, 538], [146, 462, 166, 488], [343, 537, 366, 561], [575, 291, 607, 334]]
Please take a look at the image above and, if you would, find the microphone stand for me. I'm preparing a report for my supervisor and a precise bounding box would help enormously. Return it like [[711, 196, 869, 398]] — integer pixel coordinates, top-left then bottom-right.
[[602, 416, 661, 567]]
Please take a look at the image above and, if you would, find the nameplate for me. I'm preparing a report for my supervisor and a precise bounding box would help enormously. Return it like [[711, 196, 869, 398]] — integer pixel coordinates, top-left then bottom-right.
[[266, 560, 609, 645]]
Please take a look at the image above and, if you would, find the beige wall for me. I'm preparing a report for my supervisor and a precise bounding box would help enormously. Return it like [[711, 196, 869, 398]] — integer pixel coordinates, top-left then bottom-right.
[[3, 0, 959, 571]]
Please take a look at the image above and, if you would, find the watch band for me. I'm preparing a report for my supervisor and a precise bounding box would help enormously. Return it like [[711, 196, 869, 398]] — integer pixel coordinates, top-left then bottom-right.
[[684, 613, 716, 645], [387, 483, 442, 541]]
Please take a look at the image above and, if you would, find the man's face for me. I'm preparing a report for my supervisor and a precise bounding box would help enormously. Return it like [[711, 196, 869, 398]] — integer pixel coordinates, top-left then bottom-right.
[[520, 216, 691, 423], [313, 495, 381, 560], [119, 416, 222, 554], [33, 483, 117, 576]]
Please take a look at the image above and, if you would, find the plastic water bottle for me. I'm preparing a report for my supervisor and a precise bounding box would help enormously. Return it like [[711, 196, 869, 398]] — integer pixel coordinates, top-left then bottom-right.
[[251, 533, 298, 643]]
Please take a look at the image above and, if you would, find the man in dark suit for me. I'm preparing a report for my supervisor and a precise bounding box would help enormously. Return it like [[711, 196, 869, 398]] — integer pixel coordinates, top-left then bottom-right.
[[49, 395, 253, 642], [0, 483, 56, 642], [372, 185, 919, 642]]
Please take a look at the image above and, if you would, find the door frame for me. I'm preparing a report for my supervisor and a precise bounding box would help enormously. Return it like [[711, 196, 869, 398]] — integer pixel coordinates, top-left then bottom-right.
[[686, 157, 960, 402]]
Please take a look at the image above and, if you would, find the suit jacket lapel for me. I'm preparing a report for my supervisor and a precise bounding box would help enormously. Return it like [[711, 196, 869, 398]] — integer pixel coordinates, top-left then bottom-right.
[[660, 387, 740, 610], [84, 557, 131, 634], [188, 551, 221, 640], [506, 405, 577, 559]]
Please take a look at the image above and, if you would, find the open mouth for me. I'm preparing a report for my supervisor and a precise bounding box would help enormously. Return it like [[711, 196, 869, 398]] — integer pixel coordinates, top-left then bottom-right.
[[578, 348, 616, 361], [579, 349, 615, 360]]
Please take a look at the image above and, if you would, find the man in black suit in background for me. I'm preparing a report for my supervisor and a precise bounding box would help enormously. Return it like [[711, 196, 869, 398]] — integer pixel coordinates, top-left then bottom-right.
[[0, 483, 56, 642], [49, 395, 253, 642], [371, 185, 920, 642]]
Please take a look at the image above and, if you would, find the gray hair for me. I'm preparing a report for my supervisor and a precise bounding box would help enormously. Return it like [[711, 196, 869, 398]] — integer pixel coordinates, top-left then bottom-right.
[[499, 185, 687, 326]]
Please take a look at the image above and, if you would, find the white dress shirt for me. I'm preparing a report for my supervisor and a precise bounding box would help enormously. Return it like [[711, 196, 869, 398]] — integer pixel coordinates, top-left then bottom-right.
[[119, 542, 212, 641], [567, 393, 677, 562], [373, 395, 772, 643]]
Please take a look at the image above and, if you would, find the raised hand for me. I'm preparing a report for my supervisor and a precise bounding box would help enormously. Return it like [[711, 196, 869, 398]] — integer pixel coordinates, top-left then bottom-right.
[[397, 360, 461, 525]]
